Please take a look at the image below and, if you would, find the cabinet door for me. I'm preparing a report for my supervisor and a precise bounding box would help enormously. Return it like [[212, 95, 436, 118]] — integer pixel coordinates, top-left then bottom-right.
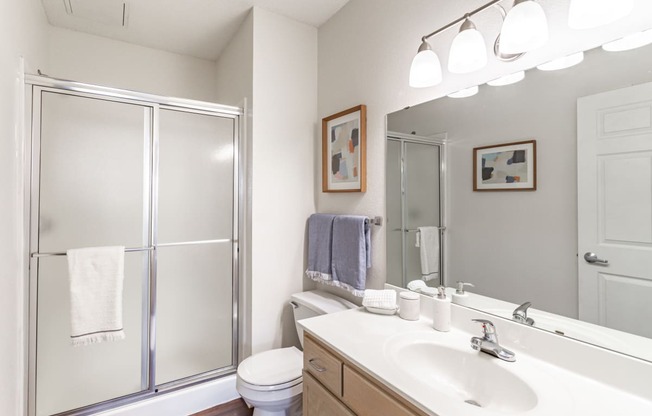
[[343, 366, 417, 416], [304, 371, 355, 416]]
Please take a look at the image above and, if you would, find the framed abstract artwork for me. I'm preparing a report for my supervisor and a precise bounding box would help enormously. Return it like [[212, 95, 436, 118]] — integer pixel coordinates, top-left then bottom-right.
[[473, 140, 537, 191], [322, 105, 367, 192]]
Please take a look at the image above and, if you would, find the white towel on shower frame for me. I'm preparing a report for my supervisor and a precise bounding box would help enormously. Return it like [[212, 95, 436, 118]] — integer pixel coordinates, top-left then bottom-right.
[[417, 227, 440, 279], [67, 246, 126, 346]]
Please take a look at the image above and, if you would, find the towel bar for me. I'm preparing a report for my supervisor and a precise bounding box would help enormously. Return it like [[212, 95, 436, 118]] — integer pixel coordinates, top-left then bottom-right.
[[392, 226, 446, 232]]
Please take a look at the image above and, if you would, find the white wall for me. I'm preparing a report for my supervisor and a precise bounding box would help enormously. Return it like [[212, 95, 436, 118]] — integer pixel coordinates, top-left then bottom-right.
[[318, 0, 652, 301], [0, 1, 49, 414], [215, 11, 254, 360], [47, 27, 218, 102], [249, 8, 318, 354]]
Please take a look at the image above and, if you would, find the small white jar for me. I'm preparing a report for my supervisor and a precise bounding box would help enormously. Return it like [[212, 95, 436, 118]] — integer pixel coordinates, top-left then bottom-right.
[[398, 291, 420, 321]]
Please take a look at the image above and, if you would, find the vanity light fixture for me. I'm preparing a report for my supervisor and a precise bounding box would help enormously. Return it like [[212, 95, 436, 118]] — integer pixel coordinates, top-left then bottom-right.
[[447, 85, 479, 98], [409, 38, 443, 88], [487, 70, 525, 86], [568, 0, 634, 30], [409, 0, 548, 88], [536, 51, 584, 71], [448, 16, 488, 74], [602, 29, 652, 52], [499, 0, 549, 54]]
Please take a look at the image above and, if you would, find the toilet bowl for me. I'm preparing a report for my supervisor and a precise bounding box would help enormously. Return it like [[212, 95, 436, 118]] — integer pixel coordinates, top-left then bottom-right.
[[236, 290, 356, 416]]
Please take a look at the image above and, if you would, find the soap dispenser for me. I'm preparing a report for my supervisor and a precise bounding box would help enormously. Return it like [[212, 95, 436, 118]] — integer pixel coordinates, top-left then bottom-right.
[[432, 286, 451, 332], [452, 281, 474, 306]]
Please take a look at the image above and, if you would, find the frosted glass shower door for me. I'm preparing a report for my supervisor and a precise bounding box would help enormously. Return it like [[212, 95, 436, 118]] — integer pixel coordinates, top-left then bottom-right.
[[35, 92, 150, 415], [156, 109, 236, 385], [405, 142, 441, 282]]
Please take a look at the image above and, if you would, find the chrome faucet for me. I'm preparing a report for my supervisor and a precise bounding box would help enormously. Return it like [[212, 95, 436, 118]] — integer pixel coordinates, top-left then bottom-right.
[[512, 302, 535, 326], [470, 319, 515, 362]]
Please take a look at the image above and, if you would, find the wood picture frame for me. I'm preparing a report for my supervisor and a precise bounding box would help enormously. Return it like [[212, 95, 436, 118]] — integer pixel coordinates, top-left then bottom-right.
[[322, 105, 367, 192], [473, 140, 537, 191]]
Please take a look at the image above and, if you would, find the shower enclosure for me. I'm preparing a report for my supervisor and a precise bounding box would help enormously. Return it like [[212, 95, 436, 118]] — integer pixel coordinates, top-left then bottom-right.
[[26, 75, 242, 416], [386, 132, 446, 288]]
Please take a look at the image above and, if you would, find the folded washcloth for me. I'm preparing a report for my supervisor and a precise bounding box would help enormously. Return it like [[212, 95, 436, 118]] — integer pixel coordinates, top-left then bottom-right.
[[306, 213, 337, 281], [67, 246, 126, 346], [362, 289, 397, 310], [331, 215, 371, 297]]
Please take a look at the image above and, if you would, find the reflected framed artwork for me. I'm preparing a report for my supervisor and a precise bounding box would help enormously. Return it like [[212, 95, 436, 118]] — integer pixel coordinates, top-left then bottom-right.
[[473, 140, 537, 191], [322, 105, 367, 192]]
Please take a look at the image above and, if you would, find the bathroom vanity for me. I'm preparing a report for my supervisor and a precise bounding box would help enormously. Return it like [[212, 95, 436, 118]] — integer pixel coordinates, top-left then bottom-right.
[[303, 333, 426, 416], [300, 295, 652, 416]]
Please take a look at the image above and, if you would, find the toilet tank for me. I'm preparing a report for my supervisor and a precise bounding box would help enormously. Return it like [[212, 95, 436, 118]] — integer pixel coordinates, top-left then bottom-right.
[[290, 290, 357, 347]]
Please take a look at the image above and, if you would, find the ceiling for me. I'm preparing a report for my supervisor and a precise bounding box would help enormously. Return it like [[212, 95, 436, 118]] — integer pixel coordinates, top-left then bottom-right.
[[40, 0, 351, 61]]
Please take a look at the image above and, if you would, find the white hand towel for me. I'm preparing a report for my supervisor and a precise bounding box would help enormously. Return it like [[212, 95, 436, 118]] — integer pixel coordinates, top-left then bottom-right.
[[362, 289, 397, 310], [67, 246, 126, 346], [417, 226, 440, 279]]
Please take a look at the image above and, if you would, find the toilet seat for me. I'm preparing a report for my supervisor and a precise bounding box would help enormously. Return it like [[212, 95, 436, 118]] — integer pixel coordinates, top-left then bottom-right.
[[237, 347, 303, 390]]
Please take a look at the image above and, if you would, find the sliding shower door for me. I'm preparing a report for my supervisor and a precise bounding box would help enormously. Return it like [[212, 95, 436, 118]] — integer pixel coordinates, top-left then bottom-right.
[[28, 81, 241, 416], [35, 91, 150, 415], [156, 109, 236, 385]]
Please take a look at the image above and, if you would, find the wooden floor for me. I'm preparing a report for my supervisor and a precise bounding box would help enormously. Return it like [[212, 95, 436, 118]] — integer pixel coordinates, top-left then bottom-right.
[[192, 398, 253, 416]]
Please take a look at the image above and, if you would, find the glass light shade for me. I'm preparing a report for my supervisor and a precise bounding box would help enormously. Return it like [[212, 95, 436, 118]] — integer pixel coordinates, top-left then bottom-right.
[[487, 71, 525, 86], [500, 0, 549, 54], [447, 85, 479, 98], [448, 20, 487, 74], [568, 0, 634, 30], [409, 43, 443, 88], [536, 51, 584, 71], [602, 30, 652, 52]]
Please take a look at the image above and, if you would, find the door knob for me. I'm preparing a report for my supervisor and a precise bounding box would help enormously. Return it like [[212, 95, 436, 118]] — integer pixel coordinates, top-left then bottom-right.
[[584, 252, 608, 264]]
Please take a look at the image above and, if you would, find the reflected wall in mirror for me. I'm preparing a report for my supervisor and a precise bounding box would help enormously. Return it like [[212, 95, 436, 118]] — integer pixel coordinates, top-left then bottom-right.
[[386, 43, 652, 362]]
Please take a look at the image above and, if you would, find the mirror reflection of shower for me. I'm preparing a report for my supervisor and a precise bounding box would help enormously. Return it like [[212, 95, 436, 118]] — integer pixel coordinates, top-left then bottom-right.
[[386, 132, 445, 289]]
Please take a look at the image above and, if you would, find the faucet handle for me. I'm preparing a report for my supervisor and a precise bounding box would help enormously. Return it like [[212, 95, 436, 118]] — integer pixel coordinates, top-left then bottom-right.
[[472, 318, 495, 332]]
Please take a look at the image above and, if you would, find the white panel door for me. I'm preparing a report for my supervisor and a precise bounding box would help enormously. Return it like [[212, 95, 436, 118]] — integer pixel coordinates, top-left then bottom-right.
[[577, 81, 652, 338]]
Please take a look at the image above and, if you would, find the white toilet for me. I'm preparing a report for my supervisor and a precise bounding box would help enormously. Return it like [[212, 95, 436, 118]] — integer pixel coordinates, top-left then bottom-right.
[[236, 290, 357, 416]]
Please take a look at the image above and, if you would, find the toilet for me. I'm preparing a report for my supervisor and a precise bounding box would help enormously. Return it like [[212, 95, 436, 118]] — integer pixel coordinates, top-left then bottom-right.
[[236, 290, 357, 416]]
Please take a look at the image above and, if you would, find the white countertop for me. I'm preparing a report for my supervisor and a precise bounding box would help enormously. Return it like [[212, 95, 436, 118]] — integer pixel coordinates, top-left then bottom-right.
[[300, 305, 652, 416]]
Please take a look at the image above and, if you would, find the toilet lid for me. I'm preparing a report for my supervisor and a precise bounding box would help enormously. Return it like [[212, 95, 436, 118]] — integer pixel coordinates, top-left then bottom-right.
[[237, 347, 303, 386]]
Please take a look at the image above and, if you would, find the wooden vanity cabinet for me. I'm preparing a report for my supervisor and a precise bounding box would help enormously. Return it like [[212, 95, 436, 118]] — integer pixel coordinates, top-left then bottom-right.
[[303, 333, 428, 416]]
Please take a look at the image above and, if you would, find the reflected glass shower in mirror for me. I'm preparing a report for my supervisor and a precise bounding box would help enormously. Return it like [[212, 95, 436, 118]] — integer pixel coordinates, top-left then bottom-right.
[[386, 134, 445, 289], [386, 42, 652, 363]]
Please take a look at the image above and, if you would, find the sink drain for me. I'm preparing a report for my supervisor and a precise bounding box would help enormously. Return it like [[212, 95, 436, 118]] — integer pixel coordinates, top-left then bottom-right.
[[465, 399, 482, 407]]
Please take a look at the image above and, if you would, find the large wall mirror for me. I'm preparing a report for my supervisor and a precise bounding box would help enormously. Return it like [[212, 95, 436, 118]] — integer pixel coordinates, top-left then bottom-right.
[[386, 42, 652, 362]]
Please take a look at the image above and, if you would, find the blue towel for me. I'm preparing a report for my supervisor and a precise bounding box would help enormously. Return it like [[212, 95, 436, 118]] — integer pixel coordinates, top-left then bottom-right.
[[331, 215, 371, 297], [306, 214, 336, 281]]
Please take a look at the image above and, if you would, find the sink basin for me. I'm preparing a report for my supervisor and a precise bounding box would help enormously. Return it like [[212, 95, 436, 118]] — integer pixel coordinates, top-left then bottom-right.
[[384, 334, 538, 414]]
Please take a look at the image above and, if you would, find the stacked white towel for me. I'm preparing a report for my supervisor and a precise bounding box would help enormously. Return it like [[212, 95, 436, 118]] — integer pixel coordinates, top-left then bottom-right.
[[362, 289, 397, 310]]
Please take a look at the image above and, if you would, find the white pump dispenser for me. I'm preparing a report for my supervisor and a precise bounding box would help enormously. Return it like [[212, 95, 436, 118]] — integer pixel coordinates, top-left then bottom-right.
[[432, 286, 451, 332], [452, 281, 474, 306]]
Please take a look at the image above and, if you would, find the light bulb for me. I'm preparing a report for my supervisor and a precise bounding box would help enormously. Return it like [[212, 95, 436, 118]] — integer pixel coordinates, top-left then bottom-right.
[[487, 71, 525, 86], [602, 30, 652, 52], [536, 51, 584, 71], [500, 0, 549, 54], [448, 18, 488, 74], [409, 40, 442, 88], [568, 0, 634, 30], [447, 86, 479, 98]]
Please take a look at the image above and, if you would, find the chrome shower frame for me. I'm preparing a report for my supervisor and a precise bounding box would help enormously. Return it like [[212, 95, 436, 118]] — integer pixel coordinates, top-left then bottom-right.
[[24, 74, 244, 416], [386, 131, 448, 288]]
